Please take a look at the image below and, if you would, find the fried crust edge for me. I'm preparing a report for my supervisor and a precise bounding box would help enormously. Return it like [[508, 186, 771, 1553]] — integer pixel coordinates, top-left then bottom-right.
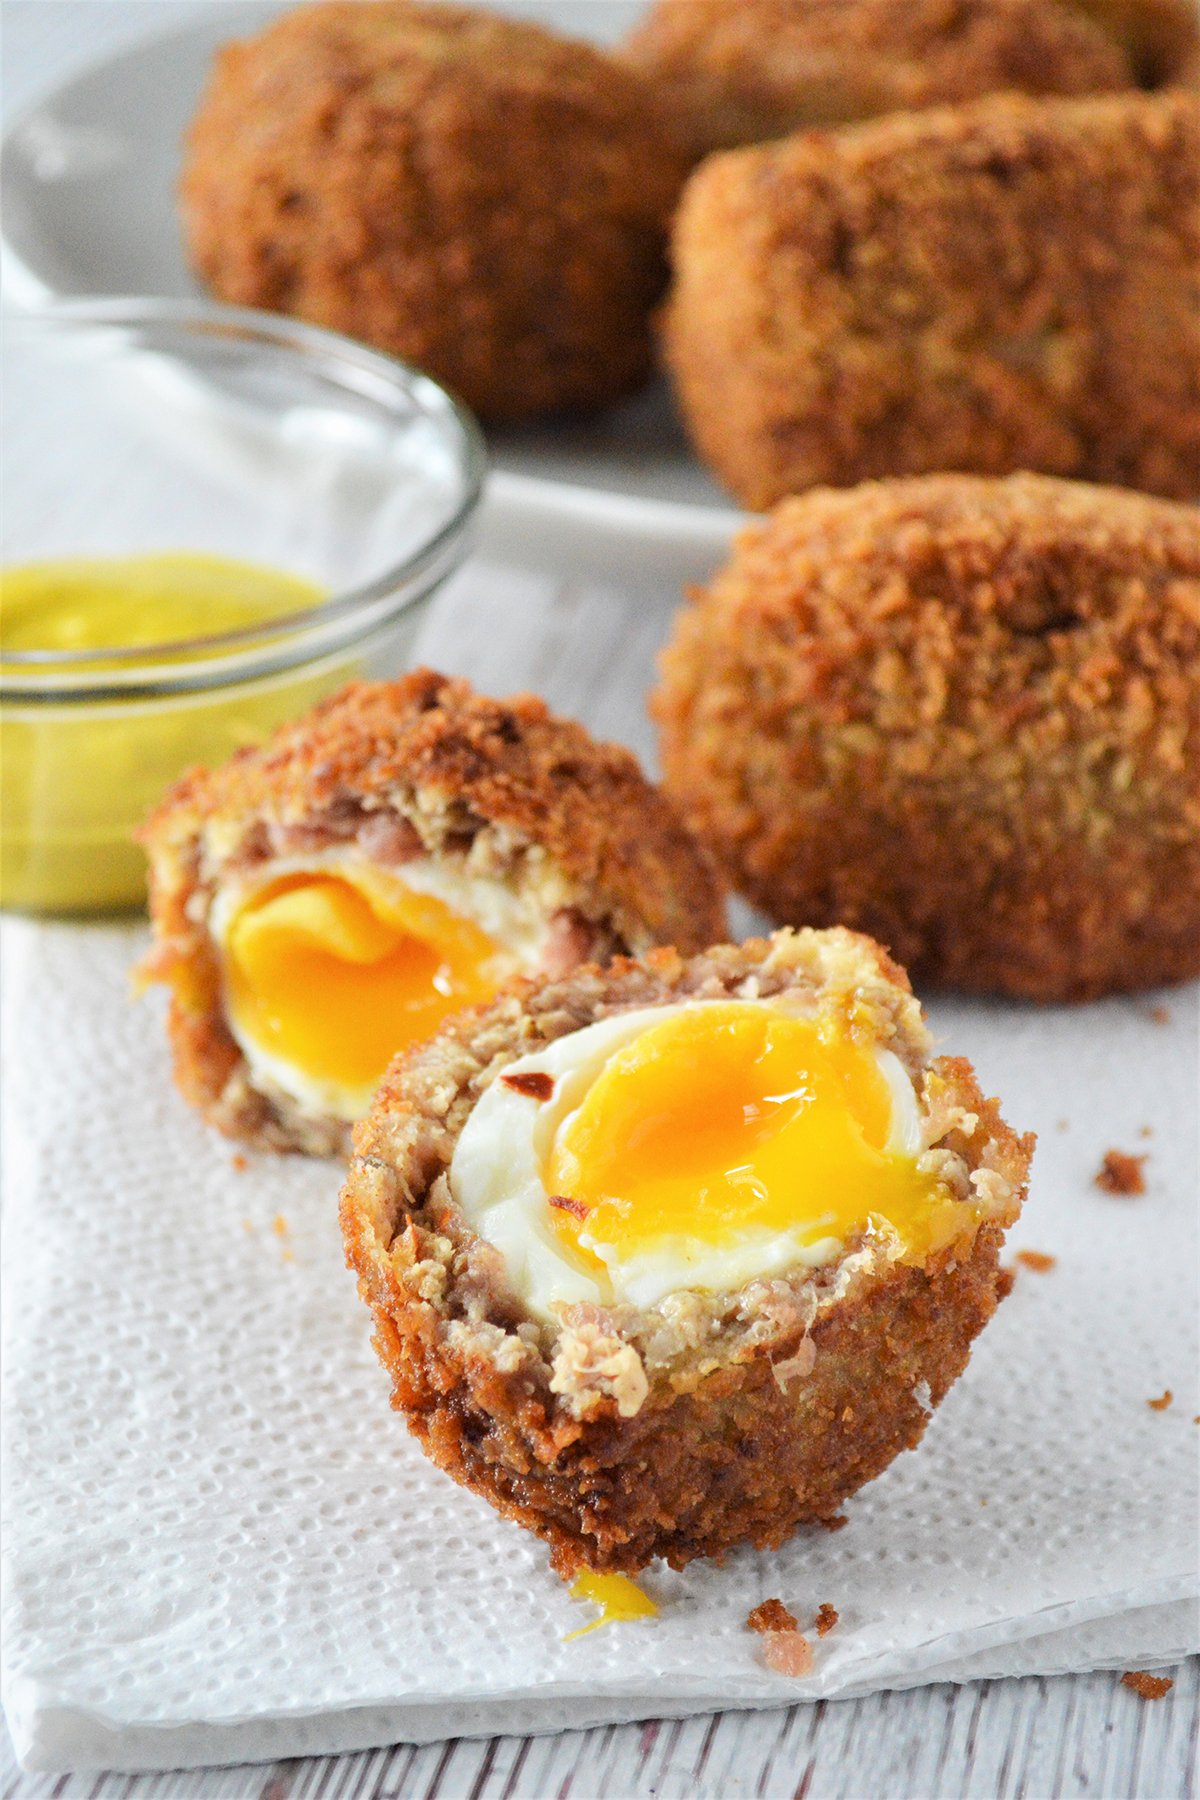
[[339, 928, 1034, 1575]]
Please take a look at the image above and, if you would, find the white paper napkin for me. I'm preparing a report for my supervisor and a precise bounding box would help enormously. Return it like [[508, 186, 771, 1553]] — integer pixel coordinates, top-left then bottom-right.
[[2, 568, 1197, 1773]]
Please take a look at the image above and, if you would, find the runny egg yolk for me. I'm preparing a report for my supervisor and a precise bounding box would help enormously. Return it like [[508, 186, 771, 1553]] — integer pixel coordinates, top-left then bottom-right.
[[544, 1003, 962, 1271], [223, 868, 505, 1111], [565, 1572, 658, 1640]]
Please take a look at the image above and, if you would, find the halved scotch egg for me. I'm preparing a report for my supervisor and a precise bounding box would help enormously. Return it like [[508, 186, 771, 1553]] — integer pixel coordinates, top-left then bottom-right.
[[340, 927, 1033, 1575], [138, 671, 726, 1154]]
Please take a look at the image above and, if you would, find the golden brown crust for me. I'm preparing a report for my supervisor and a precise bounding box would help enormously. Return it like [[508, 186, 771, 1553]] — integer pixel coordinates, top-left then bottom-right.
[[181, 1, 690, 423], [339, 927, 1032, 1574], [1065, 0, 1199, 84], [139, 670, 726, 1152], [653, 474, 1200, 1002], [623, 0, 1132, 156], [663, 89, 1200, 507]]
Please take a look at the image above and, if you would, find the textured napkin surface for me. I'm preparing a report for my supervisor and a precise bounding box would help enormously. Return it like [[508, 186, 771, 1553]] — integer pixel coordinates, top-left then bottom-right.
[[2, 568, 1197, 1772]]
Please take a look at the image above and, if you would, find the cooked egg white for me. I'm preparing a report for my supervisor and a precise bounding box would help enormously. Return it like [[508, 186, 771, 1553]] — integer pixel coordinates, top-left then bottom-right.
[[211, 851, 552, 1120], [450, 998, 969, 1322]]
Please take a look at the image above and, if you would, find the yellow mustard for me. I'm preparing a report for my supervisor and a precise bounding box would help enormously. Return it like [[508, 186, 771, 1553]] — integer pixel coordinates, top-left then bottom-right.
[[0, 553, 336, 915]]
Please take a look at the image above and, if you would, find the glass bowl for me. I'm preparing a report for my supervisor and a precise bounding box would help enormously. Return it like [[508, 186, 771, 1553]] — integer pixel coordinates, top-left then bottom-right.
[[0, 299, 486, 915]]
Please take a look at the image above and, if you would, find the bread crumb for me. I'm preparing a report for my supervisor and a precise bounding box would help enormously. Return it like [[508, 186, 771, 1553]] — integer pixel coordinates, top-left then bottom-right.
[[231, 1152, 248, 1172], [1138, 1125, 1153, 1139], [748, 1600, 815, 1675], [1147, 1390, 1173, 1411], [272, 1213, 289, 1237], [820, 1513, 849, 1532], [761, 1630, 814, 1677], [548, 1193, 590, 1221], [1146, 1005, 1171, 1026], [996, 1266, 1016, 1299], [499, 1070, 555, 1101], [1056, 1118, 1070, 1132], [1015, 1249, 1056, 1273], [241, 1219, 254, 1234], [814, 1603, 839, 1637], [1121, 1671, 1173, 1699], [1095, 1150, 1147, 1195], [747, 1598, 797, 1634]]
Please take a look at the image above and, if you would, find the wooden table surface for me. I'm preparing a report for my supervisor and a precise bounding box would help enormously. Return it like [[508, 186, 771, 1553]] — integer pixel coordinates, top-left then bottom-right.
[[2, 5, 1196, 1795]]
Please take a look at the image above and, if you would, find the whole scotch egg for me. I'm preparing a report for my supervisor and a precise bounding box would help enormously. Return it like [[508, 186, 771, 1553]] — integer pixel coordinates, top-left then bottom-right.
[[340, 927, 1033, 1575], [139, 671, 725, 1154]]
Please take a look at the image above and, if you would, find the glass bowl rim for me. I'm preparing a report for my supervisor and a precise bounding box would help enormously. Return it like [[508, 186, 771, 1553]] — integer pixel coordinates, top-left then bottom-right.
[[0, 296, 488, 701]]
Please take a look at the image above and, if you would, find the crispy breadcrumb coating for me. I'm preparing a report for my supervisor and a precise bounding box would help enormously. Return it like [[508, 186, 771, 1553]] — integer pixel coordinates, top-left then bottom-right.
[[622, 0, 1131, 157], [653, 474, 1200, 1003], [663, 90, 1199, 507], [181, 2, 690, 423], [139, 670, 725, 1154], [340, 926, 1032, 1575]]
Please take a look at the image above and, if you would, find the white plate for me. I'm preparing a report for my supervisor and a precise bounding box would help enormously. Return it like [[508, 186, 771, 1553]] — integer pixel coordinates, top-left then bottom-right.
[[0, 0, 737, 542]]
